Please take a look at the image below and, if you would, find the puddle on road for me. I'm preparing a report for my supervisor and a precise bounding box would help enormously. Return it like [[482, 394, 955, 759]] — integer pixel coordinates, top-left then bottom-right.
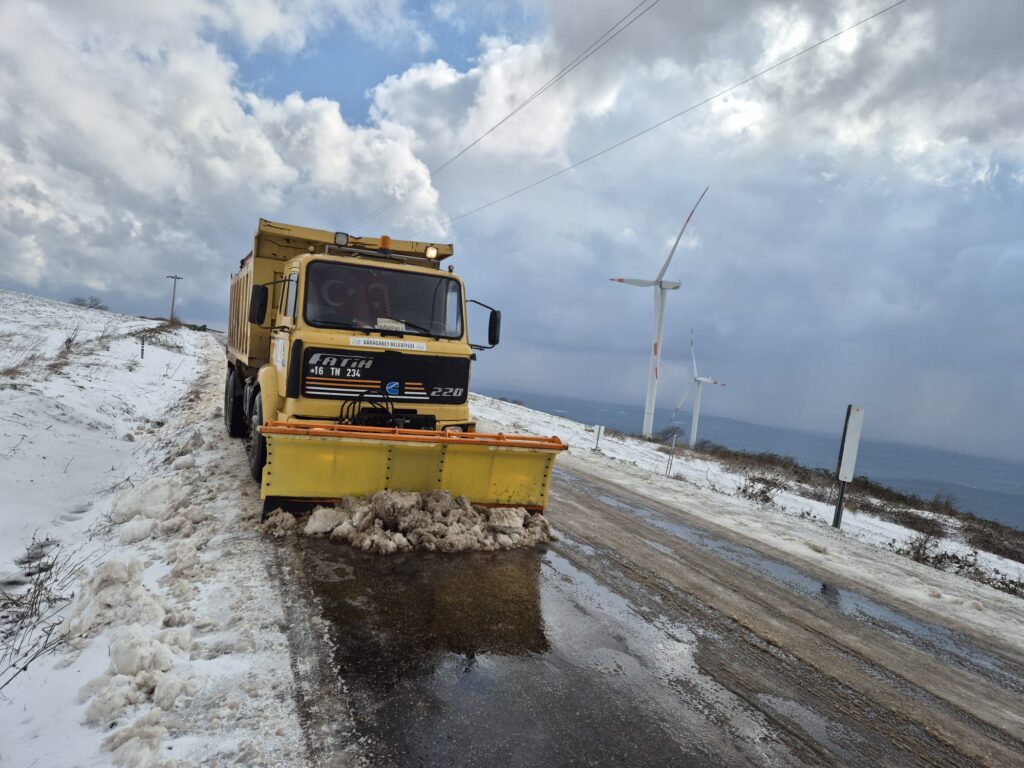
[[294, 537, 795, 767], [553, 471, 1024, 690]]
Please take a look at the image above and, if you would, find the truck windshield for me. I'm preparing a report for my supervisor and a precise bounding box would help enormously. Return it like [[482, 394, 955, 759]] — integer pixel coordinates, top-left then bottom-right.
[[304, 260, 464, 340]]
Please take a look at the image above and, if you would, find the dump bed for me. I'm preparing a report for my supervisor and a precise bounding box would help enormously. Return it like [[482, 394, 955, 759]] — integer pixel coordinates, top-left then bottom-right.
[[227, 220, 328, 369]]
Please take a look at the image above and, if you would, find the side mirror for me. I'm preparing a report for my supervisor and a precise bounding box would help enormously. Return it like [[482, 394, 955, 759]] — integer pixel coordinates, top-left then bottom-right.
[[488, 309, 501, 347], [249, 285, 269, 325]]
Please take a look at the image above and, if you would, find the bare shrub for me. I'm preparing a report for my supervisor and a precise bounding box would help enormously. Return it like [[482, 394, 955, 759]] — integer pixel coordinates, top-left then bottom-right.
[[900, 532, 938, 563], [887, 535, 1023, 597], [61, 324, 81, 353], [70, 296, 109, 311], [737, 469, 786, 505], [1, 540, 90, 692]]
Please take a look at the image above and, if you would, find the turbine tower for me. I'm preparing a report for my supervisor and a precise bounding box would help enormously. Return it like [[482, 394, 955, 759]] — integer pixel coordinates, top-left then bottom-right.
[[611, 187, 708, 438], [669, 330, 726, 448]]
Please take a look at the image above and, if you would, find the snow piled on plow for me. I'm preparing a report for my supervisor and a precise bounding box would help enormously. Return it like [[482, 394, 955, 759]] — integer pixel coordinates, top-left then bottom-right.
[[265, 491, 553, 554]]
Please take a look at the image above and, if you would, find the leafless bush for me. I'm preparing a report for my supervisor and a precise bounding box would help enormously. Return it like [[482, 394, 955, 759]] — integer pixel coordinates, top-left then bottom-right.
[[737, 468, 787, 505], [887, 535, 1023, 597], [61, 324, 81, 353], [897, 532, 938, 563], [44, 324, 85, 375], [70, 296, 109, 311], [1, 540, 90, 693]]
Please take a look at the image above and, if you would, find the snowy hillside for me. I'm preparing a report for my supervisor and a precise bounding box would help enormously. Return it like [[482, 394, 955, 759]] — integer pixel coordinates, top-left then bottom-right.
[[0, 290, 199, 580], [1, 290, 304, 766]]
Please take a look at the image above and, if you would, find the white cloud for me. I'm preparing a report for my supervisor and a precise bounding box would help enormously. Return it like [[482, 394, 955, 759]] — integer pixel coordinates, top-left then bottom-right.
[[0, 0, 441, 298]]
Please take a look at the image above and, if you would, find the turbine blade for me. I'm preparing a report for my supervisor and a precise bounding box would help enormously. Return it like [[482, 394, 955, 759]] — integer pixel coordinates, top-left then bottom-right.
[[690, 329, 698, 378], [671, 381, 694, 418], [610, 278, 657, 287], [655, 185, 710, 282]]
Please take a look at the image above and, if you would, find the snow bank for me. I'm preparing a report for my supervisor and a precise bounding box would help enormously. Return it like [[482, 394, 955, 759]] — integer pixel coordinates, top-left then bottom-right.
[[280, 490, 553, 555], [62, 559, 167, 643], [111, 475, 193, 525]]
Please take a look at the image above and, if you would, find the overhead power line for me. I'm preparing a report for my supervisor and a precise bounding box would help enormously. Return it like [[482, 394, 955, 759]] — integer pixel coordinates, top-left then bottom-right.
[[430, 0, 909, 231], [352, 0, 664, 227]]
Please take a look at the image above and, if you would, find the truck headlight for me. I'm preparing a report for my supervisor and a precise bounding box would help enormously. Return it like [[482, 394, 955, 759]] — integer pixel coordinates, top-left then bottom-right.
[[334, 231, 349, 246], [425, 245, 438, 260], [444, 425, 463, 433]]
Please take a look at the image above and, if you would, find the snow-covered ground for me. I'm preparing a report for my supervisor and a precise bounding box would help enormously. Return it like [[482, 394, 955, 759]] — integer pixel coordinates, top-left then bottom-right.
[[472, 393, 1024, 652], [1, 291, 303, 767], [0, 290, 193, 580]]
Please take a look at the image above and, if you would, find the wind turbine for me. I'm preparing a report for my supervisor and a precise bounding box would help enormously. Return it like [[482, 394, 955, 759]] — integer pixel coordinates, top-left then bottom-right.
[[611, 186, 709, 438], [669, 330, 726, 448]]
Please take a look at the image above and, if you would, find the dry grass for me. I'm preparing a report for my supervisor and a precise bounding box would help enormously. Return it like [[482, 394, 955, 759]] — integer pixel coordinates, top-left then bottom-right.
[[0, 333, 41, 378], [129, 321, 185, 353]]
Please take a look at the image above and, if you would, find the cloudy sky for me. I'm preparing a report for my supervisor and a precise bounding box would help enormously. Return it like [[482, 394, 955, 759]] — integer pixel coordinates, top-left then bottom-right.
[[1, 0, 1021, 461]]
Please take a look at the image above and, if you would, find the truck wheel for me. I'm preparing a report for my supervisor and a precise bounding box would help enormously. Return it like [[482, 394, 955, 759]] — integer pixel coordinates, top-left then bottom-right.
[[224, 369, 245, 437], [247, 395, 267, 483]]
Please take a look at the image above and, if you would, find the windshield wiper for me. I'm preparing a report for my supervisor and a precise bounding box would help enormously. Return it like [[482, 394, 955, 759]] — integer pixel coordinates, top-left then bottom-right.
[[315, 321, 371, 334]]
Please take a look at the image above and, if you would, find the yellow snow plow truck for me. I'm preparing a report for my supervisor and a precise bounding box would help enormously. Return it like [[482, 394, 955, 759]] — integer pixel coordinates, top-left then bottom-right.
[[225, 219, 566, 514]]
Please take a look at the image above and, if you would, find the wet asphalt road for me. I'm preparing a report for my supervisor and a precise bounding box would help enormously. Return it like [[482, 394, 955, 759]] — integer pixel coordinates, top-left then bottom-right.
[[276, 466, 1024, 767]]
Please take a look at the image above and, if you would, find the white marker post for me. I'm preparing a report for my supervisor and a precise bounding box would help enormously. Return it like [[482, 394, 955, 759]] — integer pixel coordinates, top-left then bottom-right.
[[832, 405, 865, 529]]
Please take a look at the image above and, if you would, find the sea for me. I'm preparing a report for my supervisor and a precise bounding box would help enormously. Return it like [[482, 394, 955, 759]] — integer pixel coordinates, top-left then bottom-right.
[[480, 389, 1024, 530]]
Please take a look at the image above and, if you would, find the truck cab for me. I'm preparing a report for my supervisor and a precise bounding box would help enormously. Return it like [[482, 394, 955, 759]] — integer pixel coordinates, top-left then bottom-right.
[[225, 220, 500, 480]]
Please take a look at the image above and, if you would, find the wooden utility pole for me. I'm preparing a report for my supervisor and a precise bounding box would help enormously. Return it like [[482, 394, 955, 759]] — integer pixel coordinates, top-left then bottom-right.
[[166, 274, 183, 321]]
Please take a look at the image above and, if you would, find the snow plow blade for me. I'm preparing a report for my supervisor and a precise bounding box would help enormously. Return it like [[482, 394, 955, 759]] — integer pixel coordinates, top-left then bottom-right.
[[259, 422, 567, 510]]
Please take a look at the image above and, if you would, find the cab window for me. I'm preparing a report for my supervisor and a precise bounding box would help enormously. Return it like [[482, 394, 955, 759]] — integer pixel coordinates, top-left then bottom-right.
[[282, 273, 298, 320]]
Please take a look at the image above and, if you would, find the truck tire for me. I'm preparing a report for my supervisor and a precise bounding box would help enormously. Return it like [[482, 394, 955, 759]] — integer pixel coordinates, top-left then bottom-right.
[[247, 395, 267, 483], [224, 369, 245, 437]]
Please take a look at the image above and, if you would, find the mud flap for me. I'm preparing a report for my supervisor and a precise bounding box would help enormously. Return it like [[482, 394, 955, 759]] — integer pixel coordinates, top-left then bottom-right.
[[258, 422, 567, 510]]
